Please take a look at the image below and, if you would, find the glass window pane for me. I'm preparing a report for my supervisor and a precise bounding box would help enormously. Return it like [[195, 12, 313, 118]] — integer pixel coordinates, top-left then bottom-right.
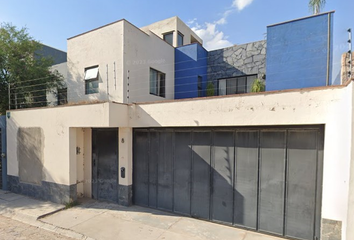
[[227, 78, 237, 95], [84, 67, 99, 80], [178, 33, 184, 47], [159, 72, 165, 98], [237, 77, 247, 94], [150, 69, 157, 95], [85, 79, 98, 94], [164, 33, 173, 45], [58, 88, 67, 105], [247, 75, 257, 93], [218, 79, 226, 96]]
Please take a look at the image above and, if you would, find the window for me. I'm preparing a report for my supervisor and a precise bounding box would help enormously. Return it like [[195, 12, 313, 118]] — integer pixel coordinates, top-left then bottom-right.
[[57, 88, 67, 105], [163, 32, 173, 46], [198, 76, 203, 97], [177, 32, 184, 47], [218, 75, 257, 95], [84, 66, 99, 94], [150, 68, 165, 98]]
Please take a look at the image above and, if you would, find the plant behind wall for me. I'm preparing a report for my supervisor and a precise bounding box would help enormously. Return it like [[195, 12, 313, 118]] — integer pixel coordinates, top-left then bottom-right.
[[251, 78, 265, 93], [206, 81, 215, 97]]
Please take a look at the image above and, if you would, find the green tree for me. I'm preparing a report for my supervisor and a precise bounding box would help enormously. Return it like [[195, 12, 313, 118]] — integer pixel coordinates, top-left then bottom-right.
[[251, 78, 265, 93], [309, 0, 326, 14], [0, 23, 63, 114]]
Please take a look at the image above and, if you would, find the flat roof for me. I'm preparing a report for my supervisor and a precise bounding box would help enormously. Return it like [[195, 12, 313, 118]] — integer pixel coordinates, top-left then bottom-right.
[[68, 19, 125, 40], [267, 11, 335, 28]]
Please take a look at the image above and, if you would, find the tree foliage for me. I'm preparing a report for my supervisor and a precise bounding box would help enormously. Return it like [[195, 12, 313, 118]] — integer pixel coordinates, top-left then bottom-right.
[[309, 0, 326, 14], [0, 23, 63, 114], [206, 81, 215, 97], [251, 78, 265, 93]]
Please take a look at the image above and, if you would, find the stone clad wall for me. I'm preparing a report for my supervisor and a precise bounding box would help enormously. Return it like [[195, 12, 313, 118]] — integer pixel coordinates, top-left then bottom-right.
[[207, 40, 266, 83]]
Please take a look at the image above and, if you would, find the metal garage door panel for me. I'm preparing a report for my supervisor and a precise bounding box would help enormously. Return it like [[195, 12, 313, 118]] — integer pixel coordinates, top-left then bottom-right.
[[191, 131, 211, 220], [285, 130, 318, 240], [259, 131, 286, 235], [234, 131, 259, 229], [174, 131, 192, 215], [211, 131, 234, 224], [157, 132, 173, 211], [149, 131, 159, 208], [133, 130, 149, 206]]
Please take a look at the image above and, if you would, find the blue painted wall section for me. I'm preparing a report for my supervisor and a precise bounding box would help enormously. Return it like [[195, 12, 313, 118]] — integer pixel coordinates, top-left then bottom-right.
[[0, 115, 7, 190], [266, 12, 334, 91], [175, 43, 208, 99]]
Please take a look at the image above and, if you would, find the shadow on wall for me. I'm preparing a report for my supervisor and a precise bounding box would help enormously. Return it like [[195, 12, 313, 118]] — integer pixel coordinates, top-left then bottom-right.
[[6, 117, 74, 204], [132, 129, 246, 226], [17, 127, 44, 185]]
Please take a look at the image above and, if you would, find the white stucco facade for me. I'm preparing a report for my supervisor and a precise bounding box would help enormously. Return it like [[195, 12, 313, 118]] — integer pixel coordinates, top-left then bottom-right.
[[65, 17, 200, 105], [6, 82, 354, 240], [140, 16, 202, 47]]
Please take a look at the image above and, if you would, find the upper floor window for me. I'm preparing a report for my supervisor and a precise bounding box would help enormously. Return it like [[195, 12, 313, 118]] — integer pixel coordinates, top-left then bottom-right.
[[177, 32, 184, 47], [84, 66, 99, 94], [163, 32, 173, 46], [150, 68, 165, 98], [218, 75, 257, 96], [57, 88, 67, 105]]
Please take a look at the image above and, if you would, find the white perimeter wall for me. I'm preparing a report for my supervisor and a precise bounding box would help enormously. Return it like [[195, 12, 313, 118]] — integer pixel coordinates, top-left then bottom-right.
[[7, 102, 127, 186], [6, 83, 354, 239], [130, 84, 354, 240]]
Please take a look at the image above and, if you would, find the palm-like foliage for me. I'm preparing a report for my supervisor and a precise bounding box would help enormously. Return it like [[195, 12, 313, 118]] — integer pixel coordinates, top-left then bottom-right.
[[309, 0, 326, 14]]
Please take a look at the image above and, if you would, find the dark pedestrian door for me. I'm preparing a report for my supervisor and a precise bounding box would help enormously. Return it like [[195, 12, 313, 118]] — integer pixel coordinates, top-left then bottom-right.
[[92, 128, 119, 202], [133, 127, 323, 240]]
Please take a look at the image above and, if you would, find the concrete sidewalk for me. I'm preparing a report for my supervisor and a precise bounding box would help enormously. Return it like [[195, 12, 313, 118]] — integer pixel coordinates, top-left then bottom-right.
[[0, 190, 284, 240], [0, 190, 64, 222], [0, 190, 89, 239], [42, 199, 284, 240]]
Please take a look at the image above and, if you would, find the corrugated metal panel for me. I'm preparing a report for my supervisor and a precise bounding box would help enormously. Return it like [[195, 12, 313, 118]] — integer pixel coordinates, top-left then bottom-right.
[[133, 127, 323, 240]]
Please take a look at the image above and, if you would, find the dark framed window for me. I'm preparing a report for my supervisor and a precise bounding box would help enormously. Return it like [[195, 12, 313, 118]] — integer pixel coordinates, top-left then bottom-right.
[[218, 75, 257, 96], [150, 68, 166, 98], [198, 76, 203, 97], [177, 32, 184, 47], [84, 66, 99, 94], [57, 88, 67, 105], [163, 32, 174, 46]]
